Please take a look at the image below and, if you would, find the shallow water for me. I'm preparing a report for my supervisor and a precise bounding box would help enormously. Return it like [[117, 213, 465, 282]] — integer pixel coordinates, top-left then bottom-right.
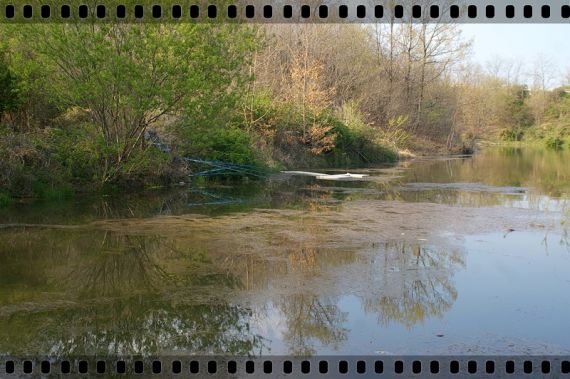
[[0, 147, 569, 356]]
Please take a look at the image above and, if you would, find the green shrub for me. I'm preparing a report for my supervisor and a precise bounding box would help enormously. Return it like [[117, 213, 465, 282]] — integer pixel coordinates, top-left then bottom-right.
[[0, 132, 59, 197], [332, 105, 399, 165], [0, 191, 14, 207], [229, 97, 399, 169], [333, 120, 398, 166], [48, 124, 101, 182], [545, 135, 565, 150], [1, 120, 186, 197], [48, 123, 174, 187], [116, 145, 172, 186], [178, 124, 259, 166]]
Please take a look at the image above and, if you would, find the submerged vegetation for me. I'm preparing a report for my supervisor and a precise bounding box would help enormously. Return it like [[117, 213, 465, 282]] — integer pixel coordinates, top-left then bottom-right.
[[1, 22, 569, 205]]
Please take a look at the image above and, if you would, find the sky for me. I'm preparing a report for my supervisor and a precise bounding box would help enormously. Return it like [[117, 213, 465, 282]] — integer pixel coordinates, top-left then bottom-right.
[[459, 24, 570, 87]]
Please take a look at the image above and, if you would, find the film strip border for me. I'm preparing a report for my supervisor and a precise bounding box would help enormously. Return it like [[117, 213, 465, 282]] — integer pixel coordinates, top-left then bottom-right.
[[1, 356, 570, 377], [1, 0, 570, 22]]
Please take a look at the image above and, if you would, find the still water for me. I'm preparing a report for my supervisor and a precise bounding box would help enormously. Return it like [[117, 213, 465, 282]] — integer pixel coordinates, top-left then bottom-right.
[[0, 147, 569, 356]]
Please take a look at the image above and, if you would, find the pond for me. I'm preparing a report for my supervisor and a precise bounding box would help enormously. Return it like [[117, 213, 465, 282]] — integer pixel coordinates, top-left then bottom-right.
[[0, 147, 569, 356]]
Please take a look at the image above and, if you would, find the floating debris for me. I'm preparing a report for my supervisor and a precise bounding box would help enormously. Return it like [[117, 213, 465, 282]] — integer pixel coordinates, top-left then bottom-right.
[[282, 171, 369, 181]]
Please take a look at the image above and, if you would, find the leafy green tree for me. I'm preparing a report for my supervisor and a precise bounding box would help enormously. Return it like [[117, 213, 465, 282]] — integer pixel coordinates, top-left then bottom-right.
[[503, 85, 533, 129], [15, 23, 255, 182]]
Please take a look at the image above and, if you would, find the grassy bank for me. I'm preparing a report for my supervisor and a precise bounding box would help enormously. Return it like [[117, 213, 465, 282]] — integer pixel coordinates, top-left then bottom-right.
[[0, 101, 399, 207], [229, 97, 399, 170]]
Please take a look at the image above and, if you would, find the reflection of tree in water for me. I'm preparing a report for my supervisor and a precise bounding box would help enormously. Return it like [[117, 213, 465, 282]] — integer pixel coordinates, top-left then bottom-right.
[[394, 188, 516, 207], [562, 213, 570, 251], [362, 241, 464, 328], [264, 241, 463, 354], [1, 298, 264, 357], [277, 242, 353, 355], [216, 242, 353, 355], [190, 237, 463, 355], [1, 228, 463, 356], [405, 148, 570, 199], [0, 230, 265, 357], [61, 233, 175, 297], [277, 294, 347, 356]]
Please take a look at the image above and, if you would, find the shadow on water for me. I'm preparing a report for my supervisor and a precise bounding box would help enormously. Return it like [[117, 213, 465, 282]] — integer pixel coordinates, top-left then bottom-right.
[[0, 176, 349, 226]]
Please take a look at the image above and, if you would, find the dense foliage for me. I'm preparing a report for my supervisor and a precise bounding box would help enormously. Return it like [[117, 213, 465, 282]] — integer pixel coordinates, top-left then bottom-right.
[[1, 22, 569, 205], [0, 23, 256, 199]]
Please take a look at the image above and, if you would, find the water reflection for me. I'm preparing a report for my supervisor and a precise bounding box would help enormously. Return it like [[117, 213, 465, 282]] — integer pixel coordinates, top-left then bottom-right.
[[0, 230, 267, 356], [1, 148, 568, 226], [1, 147, 569, 356], [400, 147, 569, 207], [278, 294, 348, 356], [1, 299, 264, 356], [0, 179, 345, 226], [0, 226, 465, 356], [360, 242, 463, 329], [63, 234, 174, 296], [300, 147, 569, 211]]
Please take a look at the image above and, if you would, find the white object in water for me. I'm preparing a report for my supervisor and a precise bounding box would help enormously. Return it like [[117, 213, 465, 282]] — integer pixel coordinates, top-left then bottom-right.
[[281, 170, 327, 177], [281, 171, 369, 181], [316, 173, 369, 180]]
